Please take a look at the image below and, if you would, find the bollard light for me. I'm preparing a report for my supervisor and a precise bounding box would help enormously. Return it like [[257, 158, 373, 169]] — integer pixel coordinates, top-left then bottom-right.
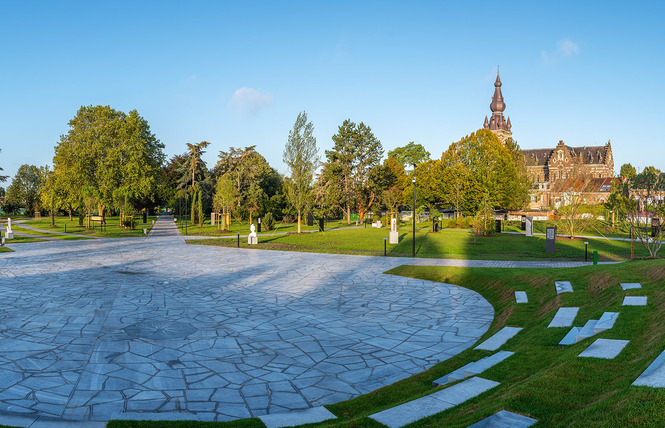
[[584, 242, 589, 262], [384, 237, 387, 256]]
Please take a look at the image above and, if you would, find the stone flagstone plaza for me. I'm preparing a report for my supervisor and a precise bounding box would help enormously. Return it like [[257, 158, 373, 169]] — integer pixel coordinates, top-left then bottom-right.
[[0, 216, 498, 424]]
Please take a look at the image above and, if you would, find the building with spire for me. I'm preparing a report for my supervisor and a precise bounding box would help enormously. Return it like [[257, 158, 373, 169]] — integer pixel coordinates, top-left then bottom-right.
[[483, 69, 512, 143], [480, 68, 617, 211]]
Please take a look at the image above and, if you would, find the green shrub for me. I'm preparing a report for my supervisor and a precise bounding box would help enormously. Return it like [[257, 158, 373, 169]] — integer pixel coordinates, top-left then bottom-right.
[[122, 217, 135, 230], [263, 212, 275, 230], [456, 217, 471, 228]]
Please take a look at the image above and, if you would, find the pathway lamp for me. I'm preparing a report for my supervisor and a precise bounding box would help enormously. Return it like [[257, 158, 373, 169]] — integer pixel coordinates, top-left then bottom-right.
[[412, 163, 416, 257]]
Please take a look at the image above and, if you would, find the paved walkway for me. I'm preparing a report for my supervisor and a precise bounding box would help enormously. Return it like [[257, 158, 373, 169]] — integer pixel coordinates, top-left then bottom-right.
[[0, 215, 495, 424]]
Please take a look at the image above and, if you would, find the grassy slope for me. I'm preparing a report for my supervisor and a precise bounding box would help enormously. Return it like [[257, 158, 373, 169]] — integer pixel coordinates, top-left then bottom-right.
[[189, 228, 652, 261], [107, 259, 665, 428], [322, 259, 665, 427]]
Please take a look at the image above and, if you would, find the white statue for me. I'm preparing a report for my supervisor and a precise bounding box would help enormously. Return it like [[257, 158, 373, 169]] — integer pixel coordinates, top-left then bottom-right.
[[5, 218, 14, 239], [248, 223, 258, 245]]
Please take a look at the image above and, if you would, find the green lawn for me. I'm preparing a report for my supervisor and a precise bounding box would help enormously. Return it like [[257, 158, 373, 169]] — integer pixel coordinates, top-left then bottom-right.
[[23, 216, 157, 238], [502, 219, 641, 240], [108, 258, 665, 427], [175, 217, 373, 236], [189, 227, 654, 261], [10, 225, 92, 240], [0, 233, 45, 244]]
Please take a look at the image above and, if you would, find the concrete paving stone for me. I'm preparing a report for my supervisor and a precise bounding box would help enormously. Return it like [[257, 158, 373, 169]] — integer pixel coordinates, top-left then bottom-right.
[[620, 283, 642, 290], [559, 327, 580, 346], [576, 320, 599, 343], [0, 415, 38, 428], [5, 215, 580, 424], [467, 409, 537, 427], [370, 377, 499, 428], [579, 339, 629, 359], [555, 281, 574, 294], [475, 327, 522, 351], [594, 312, 620, 334], [633, 348, 665, 388], [515, 291, 528, 304], [548, 307, 580, 328], [259, 406, 337, 428], [623, 296, 648, 306]]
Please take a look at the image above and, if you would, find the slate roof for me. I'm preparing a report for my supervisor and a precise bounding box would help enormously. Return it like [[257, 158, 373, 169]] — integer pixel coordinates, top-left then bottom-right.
[[523, 145, 608, 167]]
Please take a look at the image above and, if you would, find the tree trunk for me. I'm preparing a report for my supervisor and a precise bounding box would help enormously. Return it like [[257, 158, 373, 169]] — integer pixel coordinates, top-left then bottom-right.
[[347, 204, 351, 224], [297, 211, 301, 234], [612, 211, 615, 228]]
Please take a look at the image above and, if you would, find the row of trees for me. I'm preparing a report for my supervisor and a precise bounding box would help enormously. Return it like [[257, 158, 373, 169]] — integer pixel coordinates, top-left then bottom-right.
[[1, 105, 533, 231]]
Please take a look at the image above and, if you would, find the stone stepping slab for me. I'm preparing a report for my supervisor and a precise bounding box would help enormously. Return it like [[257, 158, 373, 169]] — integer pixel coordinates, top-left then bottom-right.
[[432, 351, 514, 386], [548, 307, 580, 328], [467, 409, 538, 427], [579, 339, 629, 359], [559, 327, 581, 346], [370, 377, 500, 428], [555, 281, 573, 294], [515, 291, 528, 303], [576, 319, 599, 342], [259, 406, 337, 428], [594, 312, 619, 334], [633, 348, 665, 388], [620, 282, 642, 290], [623, 296, 647, 306], [559, 312, 620, 346], [475, 327, 522, 351]]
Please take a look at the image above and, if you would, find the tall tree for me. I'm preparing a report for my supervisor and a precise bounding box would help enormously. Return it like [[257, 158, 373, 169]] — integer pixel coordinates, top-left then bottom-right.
[[552, 164, 596, 239], [325, 119, 384, 223], [214, 146, 281, 220], [213, 174, 237, 217], [283, 111, 319, 233], [626, 167, 665, 258], [387, 142, 431, 167], [6, 164, 42, 215], [52, 106, 165, 220], [186, 141, 210, 187], [619, 163, 637, 180], [440, 129, 528, 213]]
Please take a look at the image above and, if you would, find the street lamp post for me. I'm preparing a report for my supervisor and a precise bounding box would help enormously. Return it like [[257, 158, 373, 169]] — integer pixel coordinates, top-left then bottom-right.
[[412, 163, 416, 257]]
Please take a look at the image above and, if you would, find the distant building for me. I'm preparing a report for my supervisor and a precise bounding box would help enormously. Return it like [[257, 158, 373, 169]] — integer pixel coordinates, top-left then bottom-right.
[[523, 140, 615, 209], [481, 71, 616, 211]]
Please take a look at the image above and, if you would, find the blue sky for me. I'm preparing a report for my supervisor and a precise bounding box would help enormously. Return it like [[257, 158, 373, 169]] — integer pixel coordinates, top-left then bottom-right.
[[1, 1, 664, 183]]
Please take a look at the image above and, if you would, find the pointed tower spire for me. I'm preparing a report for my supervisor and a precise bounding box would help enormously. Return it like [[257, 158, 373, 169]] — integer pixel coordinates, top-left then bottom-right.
[[482, 66, 512, 144]]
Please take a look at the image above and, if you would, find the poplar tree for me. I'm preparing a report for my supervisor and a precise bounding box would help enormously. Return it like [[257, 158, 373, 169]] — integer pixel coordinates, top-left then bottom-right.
[[283, 111, 318, 233]]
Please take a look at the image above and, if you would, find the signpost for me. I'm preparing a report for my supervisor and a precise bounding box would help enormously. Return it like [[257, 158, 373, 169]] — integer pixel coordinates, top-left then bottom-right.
[[546, 226, 556, 254]]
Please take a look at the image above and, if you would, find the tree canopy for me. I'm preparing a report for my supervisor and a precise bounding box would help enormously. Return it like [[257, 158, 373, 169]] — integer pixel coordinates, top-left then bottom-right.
[[52, 105, 165, 216], [388, 142, 431, 167], [619, 163, 637, 179], [5, 164, 43, 215], [324, 119, 384, 222], [440, 129, 529, 213]]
